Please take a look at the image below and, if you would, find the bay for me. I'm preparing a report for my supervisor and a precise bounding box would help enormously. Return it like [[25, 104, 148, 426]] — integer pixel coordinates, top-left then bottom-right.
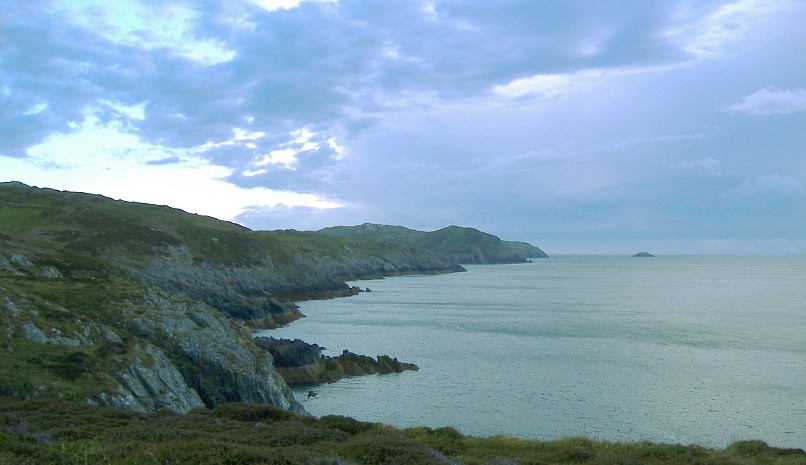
[[259, 255, 806, 448]]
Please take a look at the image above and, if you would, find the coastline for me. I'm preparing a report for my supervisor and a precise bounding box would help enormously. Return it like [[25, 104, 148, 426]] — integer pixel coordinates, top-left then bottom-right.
[[267, 257, 806, 449]]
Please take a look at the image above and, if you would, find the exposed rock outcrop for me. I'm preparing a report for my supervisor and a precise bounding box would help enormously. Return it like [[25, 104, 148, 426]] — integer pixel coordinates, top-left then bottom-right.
[[123, 291, 305, 415], [254, 337, 418, 385], [97, 343, 205, 414], [124, 243, 459, 326], [122, 245, 307, 328]]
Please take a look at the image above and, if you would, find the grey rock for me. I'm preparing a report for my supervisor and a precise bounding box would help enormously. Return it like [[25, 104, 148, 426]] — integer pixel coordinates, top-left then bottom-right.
[[1, 294, 21, 317], [22, 323, 49, 344], [38, 266, 63, 279], [53, 336, 81, 346], [123, 244, 457, 326], [10, 255, 33, 268], [103, 328, 124, 344], [108, 343, 205, 414], [123, 290, 306, 415], [0, 255, 25, 276]]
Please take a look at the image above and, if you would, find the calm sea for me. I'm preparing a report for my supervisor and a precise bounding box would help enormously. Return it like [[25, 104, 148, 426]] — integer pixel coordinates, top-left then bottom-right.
[[258, 255, 806, 448]]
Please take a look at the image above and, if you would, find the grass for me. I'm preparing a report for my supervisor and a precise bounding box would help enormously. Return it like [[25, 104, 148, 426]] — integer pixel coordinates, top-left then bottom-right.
[[0, 397, 803, 465]]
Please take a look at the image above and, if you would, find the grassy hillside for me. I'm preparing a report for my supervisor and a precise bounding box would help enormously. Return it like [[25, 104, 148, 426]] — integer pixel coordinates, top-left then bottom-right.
[[1, 183, 801, 463], [1, 397, 802, 465], [320, 223, 549, 263], [0, 182, 439, 272], [0, 182, 459, 414]]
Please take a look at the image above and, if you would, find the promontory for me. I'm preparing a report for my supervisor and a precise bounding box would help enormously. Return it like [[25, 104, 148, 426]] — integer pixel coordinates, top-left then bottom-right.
[[0, 181, 546, 414]]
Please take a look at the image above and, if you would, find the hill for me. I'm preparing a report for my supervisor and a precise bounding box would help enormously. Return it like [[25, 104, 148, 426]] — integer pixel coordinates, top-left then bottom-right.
[[320, 223, 548, 263], [0, 182, 452, 415], [1, 182, 800, 464], [0, 182, 542, 415]]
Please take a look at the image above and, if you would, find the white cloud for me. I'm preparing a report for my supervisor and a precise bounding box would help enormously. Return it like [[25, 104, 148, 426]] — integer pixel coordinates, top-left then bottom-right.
[[724, 88, 806, 115], [670, 157, 722, 175], [9, 114, 342, 222], [248, 0, 337, 12], [493, 69, 607, 100], [664, 0, 792, 57], [55, 0, 236, 64], [253, 128, 321, 170]]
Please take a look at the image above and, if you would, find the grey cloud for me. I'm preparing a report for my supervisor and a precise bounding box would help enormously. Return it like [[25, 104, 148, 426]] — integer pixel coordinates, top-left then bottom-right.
[[145, 156, 182, 165], [1, 0, 703, 162]]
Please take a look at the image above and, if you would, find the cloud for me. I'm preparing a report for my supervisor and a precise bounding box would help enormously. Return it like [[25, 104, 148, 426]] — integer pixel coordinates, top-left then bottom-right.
[[663, 0, 793, 58], [721, 174, 805, 200], [724, 88, 806, 115], [2, 0, 805, 252], [670, 157, 722, 176]]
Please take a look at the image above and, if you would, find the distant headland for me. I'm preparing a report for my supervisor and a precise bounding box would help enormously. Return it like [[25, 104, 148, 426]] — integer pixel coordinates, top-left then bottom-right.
[[632, 252, 654, 257]]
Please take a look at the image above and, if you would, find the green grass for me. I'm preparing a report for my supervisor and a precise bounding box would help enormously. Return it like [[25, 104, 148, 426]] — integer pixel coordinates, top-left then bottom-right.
[[0, 398, 803, 465]]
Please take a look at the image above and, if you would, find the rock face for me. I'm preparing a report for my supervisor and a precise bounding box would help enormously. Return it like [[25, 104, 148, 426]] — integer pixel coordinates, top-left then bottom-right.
[[254, 338, 326, 384], [125, 243, 458, 316], [124, 291, 305, 415], [122, 245, 307, 328], [0, 251, 305, 416], [98, 343, 205, 414]]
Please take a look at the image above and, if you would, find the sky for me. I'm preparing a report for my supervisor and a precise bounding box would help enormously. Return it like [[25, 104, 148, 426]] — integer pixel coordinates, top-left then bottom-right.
[[2, 0, 805, 254]]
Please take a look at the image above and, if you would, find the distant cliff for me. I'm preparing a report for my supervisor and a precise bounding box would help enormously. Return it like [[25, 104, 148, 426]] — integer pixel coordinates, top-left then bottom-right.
[[320, 223, 548, 263]]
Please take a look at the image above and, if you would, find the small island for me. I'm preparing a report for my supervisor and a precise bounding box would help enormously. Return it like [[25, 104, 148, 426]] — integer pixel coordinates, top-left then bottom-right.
[[632, 252, 654, 257]]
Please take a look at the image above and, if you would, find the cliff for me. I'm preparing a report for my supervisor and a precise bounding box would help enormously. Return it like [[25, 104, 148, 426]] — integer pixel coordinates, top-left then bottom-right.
[[0, 182, 448, 415], [0, 181, 545, 416], [0, 253, 305, 415]]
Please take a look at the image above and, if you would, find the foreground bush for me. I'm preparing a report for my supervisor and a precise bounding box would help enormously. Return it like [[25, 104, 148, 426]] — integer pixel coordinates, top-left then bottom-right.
[[0, 397, 803, 465]]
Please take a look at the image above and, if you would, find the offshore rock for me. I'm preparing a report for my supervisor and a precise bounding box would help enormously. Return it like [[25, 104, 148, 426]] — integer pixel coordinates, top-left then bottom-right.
[[255, 337, 418, 386], [254, 338, 326, 384]]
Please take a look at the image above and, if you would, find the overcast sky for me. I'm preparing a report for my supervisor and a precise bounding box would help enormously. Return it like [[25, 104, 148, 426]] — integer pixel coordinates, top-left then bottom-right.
[[2, 0, 805, 253]]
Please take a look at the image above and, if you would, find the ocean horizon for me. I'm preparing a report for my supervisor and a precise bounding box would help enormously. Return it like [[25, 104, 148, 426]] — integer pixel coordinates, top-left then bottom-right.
[[259, 255, 806, 448]]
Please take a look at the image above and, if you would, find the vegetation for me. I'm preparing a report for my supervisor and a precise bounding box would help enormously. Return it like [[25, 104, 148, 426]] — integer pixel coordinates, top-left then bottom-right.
[[3, 182, 799, 463], [1, 397, 803, 465], [319, 223, 549, 263]]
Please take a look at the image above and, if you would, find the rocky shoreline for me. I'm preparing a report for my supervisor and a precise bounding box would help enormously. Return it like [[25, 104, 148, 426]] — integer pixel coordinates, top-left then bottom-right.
[[254, 337, 418, 385], [0, 182, 544, 417]]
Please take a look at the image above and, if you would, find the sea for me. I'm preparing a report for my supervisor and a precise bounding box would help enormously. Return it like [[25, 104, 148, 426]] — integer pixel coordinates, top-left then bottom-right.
[[257, 255, 806, 448]]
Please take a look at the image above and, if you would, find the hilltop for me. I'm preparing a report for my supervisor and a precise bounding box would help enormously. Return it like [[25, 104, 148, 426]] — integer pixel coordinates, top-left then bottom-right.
[[320, 223, 548, 263]]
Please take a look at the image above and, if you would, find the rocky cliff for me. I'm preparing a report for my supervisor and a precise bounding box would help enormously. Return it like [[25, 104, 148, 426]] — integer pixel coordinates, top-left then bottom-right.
[[0, 181, 545, 417], [0, 253, 305, 415]]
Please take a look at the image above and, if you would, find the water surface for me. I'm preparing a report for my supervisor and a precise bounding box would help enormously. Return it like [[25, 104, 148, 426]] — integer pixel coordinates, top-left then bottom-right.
[[260, 255, 805, 448]]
